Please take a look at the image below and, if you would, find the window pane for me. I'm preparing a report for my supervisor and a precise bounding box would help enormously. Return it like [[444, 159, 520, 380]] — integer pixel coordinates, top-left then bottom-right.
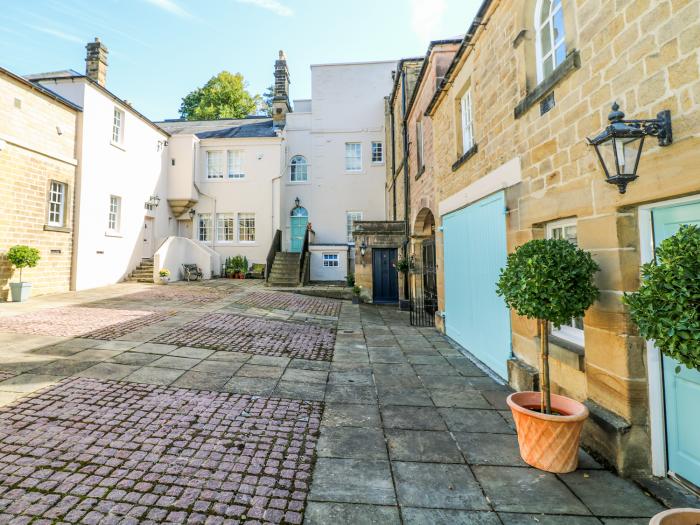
[[540, 0, 552, 24], [48, 181, 65, 226], [371, 142, 383, 163], [345, 143, 361, 171], [238, 213, 255, 242], [543, 55, 554, 78], [198, 214, 211, 241], [554, 42, 567, 67], [552, 8, 565, 44], [207, 151, 224, 179], [291, 156, 307, 181], [228, 150, 243, 178], [540, 22, 552, 55], [346, 211, 362, 242], [217, 214, 235, 241]]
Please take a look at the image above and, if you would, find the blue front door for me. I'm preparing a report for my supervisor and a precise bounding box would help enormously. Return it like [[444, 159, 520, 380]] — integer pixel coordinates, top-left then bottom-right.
[[290, 216, 308, 252], [442, 191, 511, 379], [652, 199, 700, 488]]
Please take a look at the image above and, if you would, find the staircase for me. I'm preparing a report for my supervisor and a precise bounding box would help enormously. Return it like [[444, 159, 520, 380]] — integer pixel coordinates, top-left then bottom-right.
[[267, 252, 300, 287], [127, 258, 155, 283]]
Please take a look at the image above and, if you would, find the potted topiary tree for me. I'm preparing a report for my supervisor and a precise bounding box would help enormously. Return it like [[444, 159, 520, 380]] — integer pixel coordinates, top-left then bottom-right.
[[497, 238, 599, 473], [6, 245, 41, 302]]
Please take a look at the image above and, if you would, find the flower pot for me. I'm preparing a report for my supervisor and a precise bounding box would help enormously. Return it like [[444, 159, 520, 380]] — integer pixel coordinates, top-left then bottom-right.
[[352, 296, 360, 304], [158, 277, 170, 285], [649, 508, 700, 524], [507, 391, 589, 473], [9, 282, 32, 302]]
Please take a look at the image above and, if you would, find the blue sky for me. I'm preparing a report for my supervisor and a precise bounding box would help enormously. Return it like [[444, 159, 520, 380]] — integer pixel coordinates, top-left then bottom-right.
[[0, 0, 480, 121]]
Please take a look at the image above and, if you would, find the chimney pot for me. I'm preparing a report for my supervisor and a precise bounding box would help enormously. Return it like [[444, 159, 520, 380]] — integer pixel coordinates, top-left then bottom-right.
[[272, 50, 291, 128], [85, 37, 108, 87]]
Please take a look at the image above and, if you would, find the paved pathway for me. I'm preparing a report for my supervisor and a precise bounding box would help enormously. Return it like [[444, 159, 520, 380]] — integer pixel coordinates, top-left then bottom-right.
[[0, 280, 675, 523]]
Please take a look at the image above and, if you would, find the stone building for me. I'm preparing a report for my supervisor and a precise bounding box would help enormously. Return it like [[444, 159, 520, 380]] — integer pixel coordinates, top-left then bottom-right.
[[0, 67, 80, 299], [389, 0, 700, 486]]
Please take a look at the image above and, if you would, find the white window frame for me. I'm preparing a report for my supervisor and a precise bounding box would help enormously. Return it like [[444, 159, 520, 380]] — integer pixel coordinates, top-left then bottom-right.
[[216, 213, 236, 242], [238, 213, 256, 242], [207, 150, 225, 179], [323, 253, 339, 268], [47, 181, 66, 227], [416, 120, 424, 170], [108, 195, 121, 232], [535, 0, 567, 83], [345, 142, 362, 172], [346, 211, 363, 244], [371, 141, 384, 164], [546, 218, 584, 347], [290, 155, 308, 182], [198, 213, 211, 242], [112, 107, 124, 144], [227, 150, 244, 179], [460, 90, 474, 154]]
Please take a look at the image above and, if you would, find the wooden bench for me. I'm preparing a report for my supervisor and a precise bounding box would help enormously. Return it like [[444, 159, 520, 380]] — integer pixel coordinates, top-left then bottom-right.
[[182, 263, 203, 282]]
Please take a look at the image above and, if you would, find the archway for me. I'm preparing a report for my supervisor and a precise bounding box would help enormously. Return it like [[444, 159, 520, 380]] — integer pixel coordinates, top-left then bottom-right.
[[410, 208, 437, 325]]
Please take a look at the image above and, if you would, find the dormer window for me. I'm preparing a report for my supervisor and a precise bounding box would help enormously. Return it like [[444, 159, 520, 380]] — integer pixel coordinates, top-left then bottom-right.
[[535, 0, 567, 82]]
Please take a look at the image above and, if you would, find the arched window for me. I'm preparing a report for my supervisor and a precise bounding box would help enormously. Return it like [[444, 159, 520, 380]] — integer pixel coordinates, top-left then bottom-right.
[[290, 155, 308, 182], [535, 0, 566, 82]]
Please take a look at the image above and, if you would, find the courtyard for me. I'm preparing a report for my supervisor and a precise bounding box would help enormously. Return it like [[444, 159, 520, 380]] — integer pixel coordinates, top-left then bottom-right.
[[0, 281, 676, 523]]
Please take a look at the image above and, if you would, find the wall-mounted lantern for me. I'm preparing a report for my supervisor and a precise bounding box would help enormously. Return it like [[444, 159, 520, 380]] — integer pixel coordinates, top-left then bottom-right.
[[587, 102, 672, 194], [360, 239, 367, 257], [294, 196, 301, 208], [145, 194, 161, 210], [188, 208, 196, 220]]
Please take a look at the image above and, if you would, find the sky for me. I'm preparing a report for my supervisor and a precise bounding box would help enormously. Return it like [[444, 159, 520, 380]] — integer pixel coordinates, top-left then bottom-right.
[[0, 0, 481, 121]]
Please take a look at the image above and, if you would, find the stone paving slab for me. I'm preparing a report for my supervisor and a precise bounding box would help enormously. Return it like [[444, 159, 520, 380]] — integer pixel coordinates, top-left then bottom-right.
[[0, 377, 321, 524]]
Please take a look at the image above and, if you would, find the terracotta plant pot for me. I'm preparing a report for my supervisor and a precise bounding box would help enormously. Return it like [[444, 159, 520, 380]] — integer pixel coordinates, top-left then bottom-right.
[[507, 391, 589, 473], [649, 508, 700, 524]]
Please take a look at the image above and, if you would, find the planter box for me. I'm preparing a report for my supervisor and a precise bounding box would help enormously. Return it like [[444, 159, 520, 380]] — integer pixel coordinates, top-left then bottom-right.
[[9, 282, 32, 302]]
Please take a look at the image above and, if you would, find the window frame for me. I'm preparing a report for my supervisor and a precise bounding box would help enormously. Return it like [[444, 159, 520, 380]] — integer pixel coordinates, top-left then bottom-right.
[[546, 217, 584, 347], [207, 150, 225, 179], [238, 212, 256, 243], [227, 150, 244, 179], [323, 253, 339, 268], [47, 180, 67, 227], [346, 211, 363, 244], [198, 213, 212, 242], [345, 142, 362, 172], [112, 107, 124, 144], [371, 141, 384, 164], [535, 0, 567, 83], [216, 213, 236, 242], [290, 155, 308, 183], [460, 89, 474, 154], [107, 195, 121, 232]]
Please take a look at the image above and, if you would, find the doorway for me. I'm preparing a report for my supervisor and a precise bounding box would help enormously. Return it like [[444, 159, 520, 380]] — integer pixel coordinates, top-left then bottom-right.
[[142, 217, 155, 259], [290, 202, 308, 253], [372, 248, 398, 304]]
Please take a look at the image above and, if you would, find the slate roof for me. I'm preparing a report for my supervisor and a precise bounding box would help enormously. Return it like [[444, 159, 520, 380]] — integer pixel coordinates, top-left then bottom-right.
[[156, 117, 278, 139]]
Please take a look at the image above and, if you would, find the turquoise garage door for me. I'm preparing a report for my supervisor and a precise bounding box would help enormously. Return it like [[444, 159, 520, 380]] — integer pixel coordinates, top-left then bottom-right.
[[442, 191, 511, 379]]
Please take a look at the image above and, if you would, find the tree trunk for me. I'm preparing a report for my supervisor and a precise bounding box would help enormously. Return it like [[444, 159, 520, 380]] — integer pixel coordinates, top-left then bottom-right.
[[540, 318, 552, 414]]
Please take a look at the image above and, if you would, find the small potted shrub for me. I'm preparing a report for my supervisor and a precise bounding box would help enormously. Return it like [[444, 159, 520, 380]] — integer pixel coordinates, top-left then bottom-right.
[[497, 238, 599, 473], [346, 273, 355, 288], [158, 269, 171, 285], [352, 285, 361, 304], [6, 245, 41, 302]]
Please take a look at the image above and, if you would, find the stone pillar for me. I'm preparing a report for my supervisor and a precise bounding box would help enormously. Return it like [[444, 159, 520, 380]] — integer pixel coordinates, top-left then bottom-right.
[[272, 50, 291, 128], [85, 38, 108, 87]]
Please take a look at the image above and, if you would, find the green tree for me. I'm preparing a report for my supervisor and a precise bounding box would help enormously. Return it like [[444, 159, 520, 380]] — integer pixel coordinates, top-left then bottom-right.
[[179, 71, 259, 120], [258, 85, 274, 116], [6, 245, 41, 282]]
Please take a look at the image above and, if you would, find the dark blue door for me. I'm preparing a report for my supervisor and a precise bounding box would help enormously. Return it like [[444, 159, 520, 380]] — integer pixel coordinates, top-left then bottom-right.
[[372, 248, 398, 304]]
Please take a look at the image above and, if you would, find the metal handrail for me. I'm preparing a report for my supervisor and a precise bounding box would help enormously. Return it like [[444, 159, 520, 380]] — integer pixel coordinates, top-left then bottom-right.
[[265, 229, 282, 281], [299, 228, 310, 283]]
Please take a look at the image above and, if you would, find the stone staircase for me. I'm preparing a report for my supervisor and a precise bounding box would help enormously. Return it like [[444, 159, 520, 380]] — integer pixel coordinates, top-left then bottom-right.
[[127, 258, 155, 283], [267, 252, 300, 287]]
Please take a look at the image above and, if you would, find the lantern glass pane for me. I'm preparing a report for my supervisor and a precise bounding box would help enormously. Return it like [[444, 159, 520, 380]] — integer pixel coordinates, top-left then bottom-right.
[[613, 136, 642, 175]]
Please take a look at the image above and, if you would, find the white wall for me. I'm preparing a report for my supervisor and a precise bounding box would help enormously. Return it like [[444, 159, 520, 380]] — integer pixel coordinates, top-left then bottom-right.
[[153, 236, 220, 281], [309, 245, 348, 282]]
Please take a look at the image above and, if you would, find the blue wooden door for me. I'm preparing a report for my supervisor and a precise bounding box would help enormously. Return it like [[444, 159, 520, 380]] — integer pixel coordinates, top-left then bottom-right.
[[372, 248, 398, 303], [290, 216, 307, 253], [652, 199, 700, 488], [443, 191, 511, 379]]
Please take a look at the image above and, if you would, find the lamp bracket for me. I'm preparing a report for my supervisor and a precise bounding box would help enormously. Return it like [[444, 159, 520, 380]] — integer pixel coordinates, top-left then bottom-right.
[[621, 110, 672, 146]]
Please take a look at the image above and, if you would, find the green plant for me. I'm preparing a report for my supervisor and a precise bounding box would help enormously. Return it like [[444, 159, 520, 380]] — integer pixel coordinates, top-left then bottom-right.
[[395, 257, 411, 273], [159, 269, 171, 278], [346, 273, 355, 287], [623, 225, 700, 371], [6, 245, 41, 282], [352, 285, 361, 296], [497, 238, 599, 413]]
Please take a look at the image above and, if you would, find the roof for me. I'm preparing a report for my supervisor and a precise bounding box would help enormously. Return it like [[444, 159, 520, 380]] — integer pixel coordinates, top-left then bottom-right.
[[0, 66, 82, 112], [157, 117, 278, 139]]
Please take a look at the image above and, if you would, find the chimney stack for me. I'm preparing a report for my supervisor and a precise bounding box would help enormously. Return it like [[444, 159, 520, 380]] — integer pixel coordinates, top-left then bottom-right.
[[272, 50, 291, 128], [85, 37, 108, 87]]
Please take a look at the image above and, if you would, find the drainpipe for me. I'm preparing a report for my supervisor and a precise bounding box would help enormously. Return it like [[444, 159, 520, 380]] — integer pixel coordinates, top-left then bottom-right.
[[390, 104, 397, 221], [400, 68, 410, 304]]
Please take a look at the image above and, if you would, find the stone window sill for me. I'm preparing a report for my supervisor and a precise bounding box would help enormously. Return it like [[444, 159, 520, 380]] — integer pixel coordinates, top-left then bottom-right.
[[535, 333, 585, 372], [43, 224, 71, 233], [110, 140, 126, 152], [451, 143, 478, 172], [514, 49, 581, 120], [105, 231, 123, 238]]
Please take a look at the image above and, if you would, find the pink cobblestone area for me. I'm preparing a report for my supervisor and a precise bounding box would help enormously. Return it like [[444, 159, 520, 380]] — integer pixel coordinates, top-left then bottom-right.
[[0, 307, 174, 339], [0, 377, 321, 524], [154, 313, 336, 361], [0, 372, 13, 382], [120, 286, 231, 305], [234, 292, 341, 317]]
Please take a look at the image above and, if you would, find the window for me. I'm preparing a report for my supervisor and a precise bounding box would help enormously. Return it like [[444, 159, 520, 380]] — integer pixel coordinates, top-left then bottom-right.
[[371, 142, 384, 164], [546, 218, 584, 346], [323, 253, 339, 267], [108, 195, 121, 232], [535, 0, 566, 82], [216, 214, 235, 242], [345, 142, 362, 172], [207, 150, 225, 179], [416, 121, 424, 170], [227, 150, 244, 179], [460, 90, 474, 153], [47, 181, 66, 227], [290, 155, 308, 182], [112, 107, 124, 144], [198, 213, 212, 242], [238, 213, 256, 242], [346, 211, 363, 243]]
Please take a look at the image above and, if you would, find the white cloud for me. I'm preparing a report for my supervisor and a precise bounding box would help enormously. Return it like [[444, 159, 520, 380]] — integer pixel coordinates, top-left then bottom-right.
[[144, 0, 191, 18], [236, 0, 293, 17], [411, 0, 447, 44], [27, 25, 82, 43]]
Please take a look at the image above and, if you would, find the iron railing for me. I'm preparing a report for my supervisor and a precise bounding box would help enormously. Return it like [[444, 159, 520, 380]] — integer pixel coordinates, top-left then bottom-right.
[[265, 229, 281, 282], [299, 228, 310, 284]]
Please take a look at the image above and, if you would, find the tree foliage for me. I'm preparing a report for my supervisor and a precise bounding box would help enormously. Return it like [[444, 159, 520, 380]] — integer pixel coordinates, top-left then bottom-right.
[[624, 225, 700, 371], [6, 245, 40, 282], [258, 85, 274, 116], [179, 72, 260, 120], [496, 239, 600, 327]]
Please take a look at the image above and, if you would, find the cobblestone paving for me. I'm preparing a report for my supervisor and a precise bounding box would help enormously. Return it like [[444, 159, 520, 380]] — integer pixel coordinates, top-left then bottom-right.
[[0, 372, 13, 382], [232, 292, 341, 318], [153, 313, 336, 361], [0, 307, 174, 338], [0, 377, 321, 524], [119, 287, 232, 306]]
